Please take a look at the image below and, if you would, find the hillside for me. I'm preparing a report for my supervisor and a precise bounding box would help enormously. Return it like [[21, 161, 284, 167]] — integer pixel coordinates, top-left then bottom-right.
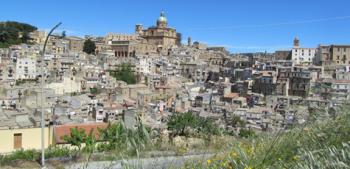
[[184, 105, 350, 169], [0, 21, 37, 48]]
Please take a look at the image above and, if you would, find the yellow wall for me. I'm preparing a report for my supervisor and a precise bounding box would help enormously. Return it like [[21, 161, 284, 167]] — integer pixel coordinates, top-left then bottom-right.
[[0, 127, 52, 154]]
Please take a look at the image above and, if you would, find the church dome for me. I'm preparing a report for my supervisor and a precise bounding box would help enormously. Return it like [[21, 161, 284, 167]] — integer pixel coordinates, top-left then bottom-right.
[[157, 11, 167, 24]]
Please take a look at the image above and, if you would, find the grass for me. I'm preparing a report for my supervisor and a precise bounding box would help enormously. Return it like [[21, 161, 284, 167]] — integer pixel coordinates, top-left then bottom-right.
[[182, 105, 350, 169]]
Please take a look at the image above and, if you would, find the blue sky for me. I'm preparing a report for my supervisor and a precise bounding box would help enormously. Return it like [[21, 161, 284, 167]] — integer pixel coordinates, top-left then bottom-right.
[[1, 0, 350, 52]]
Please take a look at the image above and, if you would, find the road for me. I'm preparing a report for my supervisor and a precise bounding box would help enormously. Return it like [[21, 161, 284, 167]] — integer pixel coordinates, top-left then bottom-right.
[[66, 153, 213, 169]]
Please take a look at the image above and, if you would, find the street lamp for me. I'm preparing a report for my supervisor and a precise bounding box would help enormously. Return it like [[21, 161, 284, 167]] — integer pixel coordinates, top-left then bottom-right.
[[41, 22, 61, 168]]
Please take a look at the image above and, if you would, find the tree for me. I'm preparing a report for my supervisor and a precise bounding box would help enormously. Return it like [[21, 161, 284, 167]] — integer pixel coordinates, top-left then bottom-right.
[[84, 129, 97, 153], [197, 117, 220, 135], [62, 127, 88, 151], [231, 115, 246, 128], [61, 31, 66, 39], [20, 31, 31, 43], [97, 120, 150, 154], [167, 112, 198, 137], [89, 87, 100, 95], [0, 21, 37, 48], [167, 112, 220, 137], [83, 39, 96, 54], [109, 63, 136, 84]]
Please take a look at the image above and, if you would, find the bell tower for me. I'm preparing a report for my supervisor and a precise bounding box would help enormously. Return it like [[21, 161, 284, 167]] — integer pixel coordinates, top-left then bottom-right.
[[135, 24, 143, 34], [293, 37, 300, 48]]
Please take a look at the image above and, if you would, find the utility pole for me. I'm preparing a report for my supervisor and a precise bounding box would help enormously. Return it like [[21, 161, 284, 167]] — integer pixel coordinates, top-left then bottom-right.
[[41, 22, 61, 168]]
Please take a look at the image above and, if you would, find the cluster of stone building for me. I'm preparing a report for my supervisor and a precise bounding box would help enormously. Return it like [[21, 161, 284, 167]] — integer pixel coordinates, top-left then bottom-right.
[[0, 11, 349, 153]]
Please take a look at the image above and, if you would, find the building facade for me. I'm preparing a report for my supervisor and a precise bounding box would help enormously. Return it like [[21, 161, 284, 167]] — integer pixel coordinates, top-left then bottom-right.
[[0, 127, 51, 153], [291, 38, 316, 65], [136, 11, 181, 50], [107, 11, 181, 58], [106, 33, 158, 57], [315, 45, 350, 66], [66, 36, 84, 52], [15, 58, 37, 79]]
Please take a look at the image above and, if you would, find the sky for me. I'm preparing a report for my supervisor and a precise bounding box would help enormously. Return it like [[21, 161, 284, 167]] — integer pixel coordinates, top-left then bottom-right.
[[1, 0, 350, 53]]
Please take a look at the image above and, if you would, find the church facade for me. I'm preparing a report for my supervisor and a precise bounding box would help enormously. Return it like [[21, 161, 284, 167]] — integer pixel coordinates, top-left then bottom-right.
[[107, 11, 181, 57], [135, 11, 181, 50]]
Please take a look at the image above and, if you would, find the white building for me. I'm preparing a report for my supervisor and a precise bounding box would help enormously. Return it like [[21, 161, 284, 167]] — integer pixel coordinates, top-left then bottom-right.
[[335, 66, 350, 81], [45, 76, 81, 95], [291, 37, 317, 65], [135, 55, 153, 74], [15, 58, 37, 79]]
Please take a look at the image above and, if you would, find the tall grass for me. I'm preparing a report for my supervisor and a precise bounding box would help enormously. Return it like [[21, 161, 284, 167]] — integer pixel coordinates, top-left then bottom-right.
[[183, 105, 350, 169]]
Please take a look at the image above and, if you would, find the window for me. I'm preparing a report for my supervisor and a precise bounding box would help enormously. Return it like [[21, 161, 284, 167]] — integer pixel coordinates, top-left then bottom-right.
[[14, 133, 22, 149]]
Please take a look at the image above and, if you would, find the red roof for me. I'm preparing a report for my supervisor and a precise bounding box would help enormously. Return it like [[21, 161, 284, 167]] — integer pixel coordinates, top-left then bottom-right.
[[54, 123, 108, 144]]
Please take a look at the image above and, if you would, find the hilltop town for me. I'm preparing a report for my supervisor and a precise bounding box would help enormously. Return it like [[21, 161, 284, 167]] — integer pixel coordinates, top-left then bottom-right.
[[0, 11, 349, 168]]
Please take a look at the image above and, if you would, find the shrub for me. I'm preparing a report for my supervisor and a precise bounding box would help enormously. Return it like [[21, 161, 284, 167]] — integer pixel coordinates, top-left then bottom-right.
[[45, 146, 75, 159], [167, 112, 220, 137], [97, 120, 150, 156], [0, 149, 40, 166], [238, 129, 255, 138]]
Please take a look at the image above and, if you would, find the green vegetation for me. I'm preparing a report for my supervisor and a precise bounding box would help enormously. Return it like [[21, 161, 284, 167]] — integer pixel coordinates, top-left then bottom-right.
[[61, 31, 66, 39], [97, 120, 150, 156], [15, 78, 38, 86], [62, 127, 96, 151], [89, 87, 100, 95], [109, 63, 137, 84], [0, 149, 39, 165], [0, 21, 37, 48], [0, 146, 78, 167], [238, 128, 255, 138], [0, 120, 150, 166], [83, 39, 96, 54], [167, 112, 220, 137], [183, 105, 350, 169], [231, 115, 246, 128]]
